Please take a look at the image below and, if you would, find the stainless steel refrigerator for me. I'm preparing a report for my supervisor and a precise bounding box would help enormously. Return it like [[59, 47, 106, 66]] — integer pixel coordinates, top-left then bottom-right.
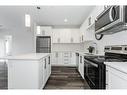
[[36, 36, 51, 53]]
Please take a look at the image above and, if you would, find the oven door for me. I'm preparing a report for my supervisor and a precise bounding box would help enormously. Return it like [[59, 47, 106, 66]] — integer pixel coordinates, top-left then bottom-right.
[[85, 59, 99, 89]]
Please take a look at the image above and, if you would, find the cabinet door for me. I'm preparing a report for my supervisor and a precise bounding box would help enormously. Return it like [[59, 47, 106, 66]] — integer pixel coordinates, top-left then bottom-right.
[[93, 6, 105, 20], [106, 66, 127, 89], [58, 52, 63, 65], [47, 56, 51, 78], [40, 27, 52, 36], [52, 30, 60, 43], [78, 55, 84, 79], [44, 58, 47, 85], [51, 52, 58, 65], [36, 26, 52, 36], [59, 29, 71, 43], [81, 56, 84, 79], [39, 59, 44, 88], [70, 29, 80, 43], [70, 52, 76, 66]]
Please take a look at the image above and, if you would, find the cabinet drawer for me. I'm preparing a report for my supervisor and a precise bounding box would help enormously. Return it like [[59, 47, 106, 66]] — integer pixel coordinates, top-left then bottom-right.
[[63, 56, 69, 58], [109, 67, 127, 81], [63, 58, 70, 61], [64, 62, 69, 64], [63, 52, 70, 55]]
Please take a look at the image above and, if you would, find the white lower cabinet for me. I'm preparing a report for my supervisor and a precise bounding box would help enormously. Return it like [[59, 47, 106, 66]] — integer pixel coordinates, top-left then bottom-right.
[[78, 55, 84, 79], [47, 56, 51, 79], [106, 65, 127, 89], [42, 56, 51, 88], [51, 52, 76, 66]]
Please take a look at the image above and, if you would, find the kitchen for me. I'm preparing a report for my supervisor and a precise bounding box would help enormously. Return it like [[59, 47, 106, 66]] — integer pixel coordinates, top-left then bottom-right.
[[0, 5, 127, 90]]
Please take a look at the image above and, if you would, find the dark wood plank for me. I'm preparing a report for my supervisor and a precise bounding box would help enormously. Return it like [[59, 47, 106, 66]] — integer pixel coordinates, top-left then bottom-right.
[[44, 66, 90, 89]]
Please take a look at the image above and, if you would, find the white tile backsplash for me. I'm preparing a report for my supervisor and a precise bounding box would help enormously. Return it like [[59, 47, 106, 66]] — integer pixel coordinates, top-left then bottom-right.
[[52, 43, 84, 52], [95, 30, 127, 55]]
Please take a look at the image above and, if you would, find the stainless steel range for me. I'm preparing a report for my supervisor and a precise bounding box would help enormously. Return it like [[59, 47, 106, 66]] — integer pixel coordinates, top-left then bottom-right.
[[84, 45, 127, 89]]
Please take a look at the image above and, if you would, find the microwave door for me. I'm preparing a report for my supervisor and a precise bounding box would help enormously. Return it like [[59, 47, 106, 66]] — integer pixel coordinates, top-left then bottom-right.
[[95, 6, 124, 34], [95, 7, 114, 31]]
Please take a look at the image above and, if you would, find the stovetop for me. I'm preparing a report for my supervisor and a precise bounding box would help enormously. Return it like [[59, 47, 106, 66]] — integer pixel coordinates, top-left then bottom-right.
[[84, 55, 127, 63]]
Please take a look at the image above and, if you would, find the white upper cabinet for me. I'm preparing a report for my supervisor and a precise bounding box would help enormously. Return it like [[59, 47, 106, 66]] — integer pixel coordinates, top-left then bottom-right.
[[36, 26, 52, 36], [80, 19, 94, 42], [80, 6, 105, 42], [53, 29, 80, 43], [93, 6, 105, 20]]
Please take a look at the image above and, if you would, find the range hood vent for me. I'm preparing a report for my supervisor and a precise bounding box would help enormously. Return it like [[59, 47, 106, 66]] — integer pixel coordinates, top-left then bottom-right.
[[96, 23, 127, 35]]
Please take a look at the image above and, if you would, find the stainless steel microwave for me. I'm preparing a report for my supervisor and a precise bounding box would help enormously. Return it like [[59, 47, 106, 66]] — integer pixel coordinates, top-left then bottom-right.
[[95, 6, 127, 35]]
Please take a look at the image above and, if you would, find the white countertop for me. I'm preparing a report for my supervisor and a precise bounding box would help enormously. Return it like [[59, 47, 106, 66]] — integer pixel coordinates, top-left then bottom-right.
[[1, 53, 50, 60], [104, 62, 127, 74], [75, 51, 104, 56], [52, 50, 104, 56]]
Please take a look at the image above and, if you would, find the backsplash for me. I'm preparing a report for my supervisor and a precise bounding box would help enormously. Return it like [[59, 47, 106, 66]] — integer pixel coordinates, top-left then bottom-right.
[[95, 30, 127, 55], [52, 43, 84, 52]]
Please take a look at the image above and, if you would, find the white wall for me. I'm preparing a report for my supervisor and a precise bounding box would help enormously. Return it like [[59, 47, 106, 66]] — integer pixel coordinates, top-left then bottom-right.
[[95, 30, 127, 55], [0, 7, 35, 56]]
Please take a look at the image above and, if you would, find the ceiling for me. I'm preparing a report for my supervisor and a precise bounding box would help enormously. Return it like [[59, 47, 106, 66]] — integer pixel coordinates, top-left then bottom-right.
[[0, 6, 95, 28], [35, 6, 95, 28]]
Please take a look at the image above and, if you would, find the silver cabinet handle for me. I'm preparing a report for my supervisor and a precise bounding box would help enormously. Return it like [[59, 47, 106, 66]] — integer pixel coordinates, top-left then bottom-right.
[[88, 61, 98, 67], [80, 56, 82, 64], [48, 56, 50, 64], [44, 58, 46, 69]]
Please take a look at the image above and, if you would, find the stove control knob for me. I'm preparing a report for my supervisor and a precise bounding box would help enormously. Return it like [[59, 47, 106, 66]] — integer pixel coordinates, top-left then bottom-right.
[[125, 47, 127, 51]]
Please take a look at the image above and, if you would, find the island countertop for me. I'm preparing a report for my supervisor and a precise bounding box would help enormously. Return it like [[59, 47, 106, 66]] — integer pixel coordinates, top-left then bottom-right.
[[3, 53, 50, 60]]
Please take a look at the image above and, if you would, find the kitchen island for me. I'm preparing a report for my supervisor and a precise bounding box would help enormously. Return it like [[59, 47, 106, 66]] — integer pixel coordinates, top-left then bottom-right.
[[7, 53, 51, 89]]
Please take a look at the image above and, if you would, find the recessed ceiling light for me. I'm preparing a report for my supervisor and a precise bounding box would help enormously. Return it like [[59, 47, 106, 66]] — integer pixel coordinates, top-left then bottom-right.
[[64, 18, 68, 22]]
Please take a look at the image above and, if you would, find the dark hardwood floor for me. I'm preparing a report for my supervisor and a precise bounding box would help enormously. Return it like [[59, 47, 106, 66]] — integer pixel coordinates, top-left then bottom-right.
[[44, 66, 90, 89]]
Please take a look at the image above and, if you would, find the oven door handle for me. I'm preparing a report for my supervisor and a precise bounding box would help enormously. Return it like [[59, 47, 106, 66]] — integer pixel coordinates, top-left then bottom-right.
[[89, 61, 98, 67], [85, 59, 98, 67]]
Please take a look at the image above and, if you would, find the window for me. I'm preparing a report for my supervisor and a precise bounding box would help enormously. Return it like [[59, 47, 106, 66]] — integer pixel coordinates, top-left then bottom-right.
[[25, 14, 31, 27]]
